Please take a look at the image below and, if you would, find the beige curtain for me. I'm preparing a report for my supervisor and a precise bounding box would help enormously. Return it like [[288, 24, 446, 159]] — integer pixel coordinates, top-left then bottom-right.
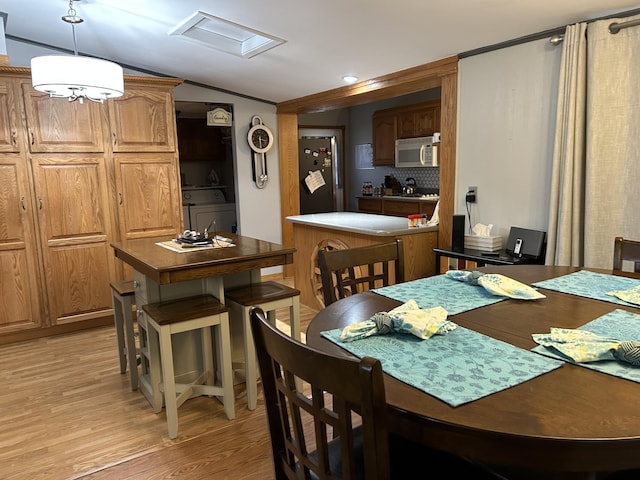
[[546, 23, 587, 266], [584, 14, 640, 268], [547, 15, 640, 268]]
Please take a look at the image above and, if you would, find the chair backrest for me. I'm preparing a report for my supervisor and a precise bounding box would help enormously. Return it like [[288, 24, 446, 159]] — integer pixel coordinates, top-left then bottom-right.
[[613, 237, 640, 272], [317, 239, 404, 307], [250, 307, 390, 480]]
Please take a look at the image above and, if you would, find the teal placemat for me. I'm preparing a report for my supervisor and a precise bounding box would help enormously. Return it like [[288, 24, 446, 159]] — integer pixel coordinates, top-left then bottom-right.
[[372, 274, 507, 315], [321, 327, 563, 407], [533, 270, 640, 307], [533, 309, 640, 382]]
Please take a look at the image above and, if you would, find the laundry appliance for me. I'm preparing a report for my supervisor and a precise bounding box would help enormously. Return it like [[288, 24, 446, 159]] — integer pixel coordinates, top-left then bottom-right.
[[182, 188, 237, 234]]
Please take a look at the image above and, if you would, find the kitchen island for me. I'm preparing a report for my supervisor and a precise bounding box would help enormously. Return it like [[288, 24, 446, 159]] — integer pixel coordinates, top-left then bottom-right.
[[286, 212, 438, 309]]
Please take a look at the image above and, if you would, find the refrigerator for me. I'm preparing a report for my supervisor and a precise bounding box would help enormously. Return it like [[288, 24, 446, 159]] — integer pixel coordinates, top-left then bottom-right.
[[299, 136, 338, 214]]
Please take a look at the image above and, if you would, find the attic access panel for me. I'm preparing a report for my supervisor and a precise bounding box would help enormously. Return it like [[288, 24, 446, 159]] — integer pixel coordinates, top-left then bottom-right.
[[169, 11, 285, 58]]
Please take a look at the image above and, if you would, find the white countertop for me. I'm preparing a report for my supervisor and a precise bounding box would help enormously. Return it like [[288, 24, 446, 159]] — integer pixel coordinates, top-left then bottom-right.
[[286, 212, 438, 236]]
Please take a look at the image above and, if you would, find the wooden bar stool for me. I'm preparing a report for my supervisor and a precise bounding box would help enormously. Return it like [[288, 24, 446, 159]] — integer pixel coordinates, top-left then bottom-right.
[[141, 294, 235, 439], [110, 280, 138, 390], [225, 281, 301, 410]]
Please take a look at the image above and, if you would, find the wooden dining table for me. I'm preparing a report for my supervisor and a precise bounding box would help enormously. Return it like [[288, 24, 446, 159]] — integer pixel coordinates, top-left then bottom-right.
[[306, 265, 640, 479]]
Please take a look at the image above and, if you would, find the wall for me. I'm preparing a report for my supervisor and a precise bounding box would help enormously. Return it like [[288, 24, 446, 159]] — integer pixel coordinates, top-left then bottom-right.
[[456, 39, 562, 241]]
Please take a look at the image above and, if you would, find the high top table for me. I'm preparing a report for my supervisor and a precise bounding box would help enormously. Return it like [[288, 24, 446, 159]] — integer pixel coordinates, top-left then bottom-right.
[[111, 233, 295, 403], [307, 265, 640, 479]]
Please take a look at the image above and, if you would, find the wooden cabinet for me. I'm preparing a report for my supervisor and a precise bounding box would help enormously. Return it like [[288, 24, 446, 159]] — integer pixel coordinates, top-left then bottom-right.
[[372, 110, 396, 166], [176, 117, 226, 161], [108, 84, 177, 152], [357, 197, 437, 218], [0, 77, 44, 334], [0, 68, 183, 343], [357, 197, 383, 214], [372, 100, 441, 165]]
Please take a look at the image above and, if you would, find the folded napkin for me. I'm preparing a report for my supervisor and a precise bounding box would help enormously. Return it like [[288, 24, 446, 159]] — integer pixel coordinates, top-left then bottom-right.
[[446, 270, 546, 300], [532, 328, 640, 365], [607, 285, 640, 306], [339, 299, 457, 342]]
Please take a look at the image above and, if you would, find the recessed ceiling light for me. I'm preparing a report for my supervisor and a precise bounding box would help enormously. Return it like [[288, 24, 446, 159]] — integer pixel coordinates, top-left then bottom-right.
[[342, 75, 358, 84], [169, 11, 285, 59]]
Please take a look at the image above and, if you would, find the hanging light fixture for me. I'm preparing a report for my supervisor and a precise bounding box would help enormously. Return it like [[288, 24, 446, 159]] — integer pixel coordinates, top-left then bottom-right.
[[30, 0, 124, 103]]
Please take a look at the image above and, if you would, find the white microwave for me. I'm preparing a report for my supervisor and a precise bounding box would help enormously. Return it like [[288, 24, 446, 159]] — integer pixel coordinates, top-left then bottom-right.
[[395, 136, 438, 168]]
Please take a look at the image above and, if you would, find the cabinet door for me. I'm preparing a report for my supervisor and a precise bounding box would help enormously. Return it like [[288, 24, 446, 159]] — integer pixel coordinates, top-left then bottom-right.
[[31, 153, 115, 325], [109, 86, 177, 152], [21, 82, 105, 153], [382, 200, 421, 217], [113, 153, 182, 239], [0, 79, 21, 153], [358, 197, 383, 214], [413, 105, 440, 137], [0, 151, 44, 332], [372, 112, 396, 166]]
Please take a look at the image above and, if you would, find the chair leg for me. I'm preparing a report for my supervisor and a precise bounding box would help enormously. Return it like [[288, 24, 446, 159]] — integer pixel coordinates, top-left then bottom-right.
[[216, 314, 235, 420], [112, 294, 127, 374], [242, 305, 258, 410], [157, 326, 179, 439], [122, 296, 139, 390]]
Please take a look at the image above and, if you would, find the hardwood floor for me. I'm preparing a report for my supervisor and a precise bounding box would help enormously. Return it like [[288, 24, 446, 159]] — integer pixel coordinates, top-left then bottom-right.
[[0, 278, 319, 480]]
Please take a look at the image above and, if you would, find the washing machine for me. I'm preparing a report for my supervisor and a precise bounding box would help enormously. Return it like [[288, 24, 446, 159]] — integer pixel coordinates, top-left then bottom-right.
[[182, 188, 237, 234]]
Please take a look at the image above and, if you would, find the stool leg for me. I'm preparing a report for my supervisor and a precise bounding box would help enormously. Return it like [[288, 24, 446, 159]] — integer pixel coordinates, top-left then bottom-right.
[[112, 294, 127, 374], [158, 326, 179, 439], [145, 323, 164, 413], [201, 325, 214, 386], [242, 305, 258, 410], [216, 313, 235, 420], [122, 296, 139, 390]]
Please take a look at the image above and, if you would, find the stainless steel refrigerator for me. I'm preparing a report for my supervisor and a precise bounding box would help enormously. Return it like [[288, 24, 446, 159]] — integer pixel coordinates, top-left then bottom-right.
[[298, 136, 337, 214]]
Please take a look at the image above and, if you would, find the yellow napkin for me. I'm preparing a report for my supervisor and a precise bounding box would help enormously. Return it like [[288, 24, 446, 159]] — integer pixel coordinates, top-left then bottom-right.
[[606, 285, 640, 306], [532, 328, 640, 365], [446, 270, 546, 300], [339, 299, 456, 342]]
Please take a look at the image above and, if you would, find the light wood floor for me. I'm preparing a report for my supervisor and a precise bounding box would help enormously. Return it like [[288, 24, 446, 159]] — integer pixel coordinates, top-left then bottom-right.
[[0, 278, 319, 480]]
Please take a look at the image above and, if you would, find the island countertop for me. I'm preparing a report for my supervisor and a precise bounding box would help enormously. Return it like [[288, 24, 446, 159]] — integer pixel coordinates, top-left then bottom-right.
[[285, 212, 437, 237]]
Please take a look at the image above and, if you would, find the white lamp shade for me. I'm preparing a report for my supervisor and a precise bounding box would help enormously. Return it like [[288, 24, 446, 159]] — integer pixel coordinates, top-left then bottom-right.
[[31, 55, 124, 101]]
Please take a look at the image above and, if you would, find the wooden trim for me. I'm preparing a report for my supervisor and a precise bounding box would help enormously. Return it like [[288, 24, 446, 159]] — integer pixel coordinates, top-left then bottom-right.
[[277, 56, 459, 264], [0, 315, 113, 346]]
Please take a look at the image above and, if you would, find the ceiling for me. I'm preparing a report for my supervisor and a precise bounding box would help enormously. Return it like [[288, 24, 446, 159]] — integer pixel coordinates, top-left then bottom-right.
[[3, 0, 639, 104]]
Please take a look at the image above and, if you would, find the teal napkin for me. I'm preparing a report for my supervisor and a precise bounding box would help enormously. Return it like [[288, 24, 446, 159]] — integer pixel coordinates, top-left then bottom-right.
[[446, 270, 546, 300]]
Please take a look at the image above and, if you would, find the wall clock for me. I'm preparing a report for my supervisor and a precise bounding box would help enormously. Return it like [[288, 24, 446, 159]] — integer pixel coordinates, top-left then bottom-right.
[[248, 115, 272, 188]]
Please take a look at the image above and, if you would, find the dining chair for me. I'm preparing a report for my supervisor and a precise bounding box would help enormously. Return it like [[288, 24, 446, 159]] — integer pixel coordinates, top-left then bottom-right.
[[613, 237, 640, 272], [250, 306, 503, 480], [317, 239, 404, 307]]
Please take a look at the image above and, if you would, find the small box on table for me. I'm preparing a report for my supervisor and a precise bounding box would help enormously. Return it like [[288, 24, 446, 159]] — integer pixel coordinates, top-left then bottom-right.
[[464, 235, 502, 252]]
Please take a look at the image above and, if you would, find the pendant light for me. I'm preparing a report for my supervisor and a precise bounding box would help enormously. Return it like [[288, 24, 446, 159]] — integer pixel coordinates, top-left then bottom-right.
[[30, 0, 124, 104]]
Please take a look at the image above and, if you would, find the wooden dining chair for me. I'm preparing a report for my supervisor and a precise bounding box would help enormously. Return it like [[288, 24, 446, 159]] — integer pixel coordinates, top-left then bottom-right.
[[250, 306, 502, 480], [317, 239, 404, 307], [613, 237, 640, 272]]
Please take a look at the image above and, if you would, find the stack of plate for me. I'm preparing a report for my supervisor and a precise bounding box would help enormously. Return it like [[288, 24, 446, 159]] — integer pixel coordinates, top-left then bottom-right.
[[464, 235, 502, 252]]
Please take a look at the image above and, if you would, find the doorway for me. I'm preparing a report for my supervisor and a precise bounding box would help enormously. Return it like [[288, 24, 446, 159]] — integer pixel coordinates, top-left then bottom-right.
[[298, 126, 345, 212]]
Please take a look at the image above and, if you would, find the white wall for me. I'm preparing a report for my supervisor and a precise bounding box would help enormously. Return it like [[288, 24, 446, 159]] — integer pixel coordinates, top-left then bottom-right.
[[456, 39, 562, 241]]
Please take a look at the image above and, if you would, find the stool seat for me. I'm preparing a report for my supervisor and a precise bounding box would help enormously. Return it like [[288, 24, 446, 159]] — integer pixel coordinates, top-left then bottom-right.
[[142, 294, 235, 439], [110, 280, 138, 390], [225, 281, 301, 410]]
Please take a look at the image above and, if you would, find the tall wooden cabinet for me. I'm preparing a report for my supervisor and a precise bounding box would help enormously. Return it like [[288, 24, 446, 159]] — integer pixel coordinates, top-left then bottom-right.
[[0, 67, 183, 343]]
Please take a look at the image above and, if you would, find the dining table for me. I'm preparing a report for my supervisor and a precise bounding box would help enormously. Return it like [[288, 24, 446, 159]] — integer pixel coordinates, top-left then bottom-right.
[[306, 264, 640, 479]]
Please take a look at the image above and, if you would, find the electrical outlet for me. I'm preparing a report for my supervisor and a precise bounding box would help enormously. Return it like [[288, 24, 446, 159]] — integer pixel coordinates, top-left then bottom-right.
[[466, 186, 477, 203]]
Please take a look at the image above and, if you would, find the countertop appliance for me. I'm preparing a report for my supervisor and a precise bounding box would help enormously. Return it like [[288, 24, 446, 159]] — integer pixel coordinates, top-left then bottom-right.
[[182, 187, 237, 234], [395, 136, 438, 168]]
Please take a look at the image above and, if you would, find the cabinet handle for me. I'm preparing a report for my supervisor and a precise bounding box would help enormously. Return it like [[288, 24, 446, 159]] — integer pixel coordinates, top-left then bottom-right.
[[20, 195, 26, 210], [30, 130, 35, 145], [38, 197, 42, 210], [133, 280, 139, 288], [113, 132, 117, 146], [118, 192, 123, 205], [11, 129, 17, 145]]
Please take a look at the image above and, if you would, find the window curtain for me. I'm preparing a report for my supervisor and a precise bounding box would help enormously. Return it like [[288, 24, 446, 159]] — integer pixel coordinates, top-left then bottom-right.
[[547, 14, 640, 268]]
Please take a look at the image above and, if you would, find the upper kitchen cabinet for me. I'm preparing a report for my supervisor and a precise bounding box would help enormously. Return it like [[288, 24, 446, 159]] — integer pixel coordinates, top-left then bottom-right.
[[0, 79, 21, 152], [372, 100, 441, 165], [176, 117, 226, 161], [396, 101, 440, 139], [108, 79, 181, 152], [20, 80, 105, 153], [372, 110, 397, 166]]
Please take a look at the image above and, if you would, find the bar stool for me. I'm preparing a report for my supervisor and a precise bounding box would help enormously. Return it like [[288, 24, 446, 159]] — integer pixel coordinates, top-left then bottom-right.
[[142, 294, 235, 439], [110, 280, 138, 390], [225, 281, 301, 410]]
